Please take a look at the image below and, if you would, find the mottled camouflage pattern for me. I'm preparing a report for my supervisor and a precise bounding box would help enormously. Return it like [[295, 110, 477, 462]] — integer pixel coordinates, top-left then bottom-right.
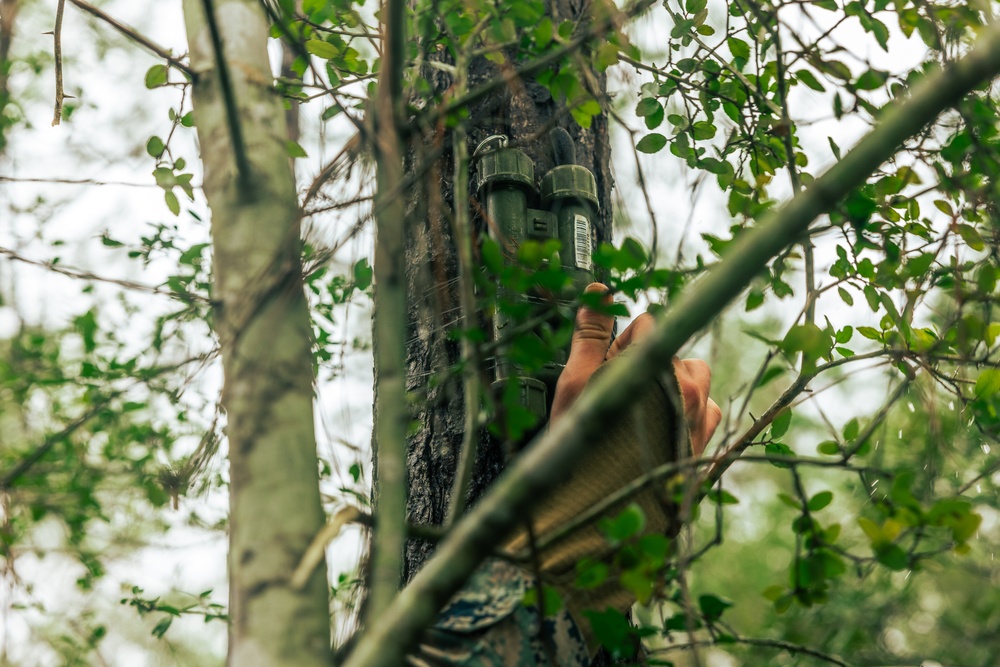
[[407, 559, 590, 666]]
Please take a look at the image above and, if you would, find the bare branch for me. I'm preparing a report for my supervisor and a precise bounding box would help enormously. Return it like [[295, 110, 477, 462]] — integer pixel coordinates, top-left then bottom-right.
[[67, 0, 196, 78], [51, 0, 66, 125], [0, 245, 208, 302]]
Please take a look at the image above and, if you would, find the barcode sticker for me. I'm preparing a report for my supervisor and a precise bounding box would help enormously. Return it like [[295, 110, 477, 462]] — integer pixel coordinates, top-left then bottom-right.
[[574, 214, 593, 272]]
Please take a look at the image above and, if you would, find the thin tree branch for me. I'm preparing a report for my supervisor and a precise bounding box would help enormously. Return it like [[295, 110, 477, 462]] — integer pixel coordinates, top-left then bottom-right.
[[0, 246, 209, 302], [366, 0, 408, 625], [51, 0, 66, 126], [67, 0, 196, 78], [649, 635, 849, 666], [340, 23, 1000, 667], [0, 175, 184, 187]]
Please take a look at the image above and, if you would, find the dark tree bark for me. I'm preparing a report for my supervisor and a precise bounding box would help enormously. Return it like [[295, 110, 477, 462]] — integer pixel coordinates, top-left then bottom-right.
[[401, 15, 613, 578], [390, 1, 617, 662]]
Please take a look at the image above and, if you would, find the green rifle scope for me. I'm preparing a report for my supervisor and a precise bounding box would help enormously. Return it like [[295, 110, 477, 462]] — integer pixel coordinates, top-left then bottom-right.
[[474, 134, 599, 425]]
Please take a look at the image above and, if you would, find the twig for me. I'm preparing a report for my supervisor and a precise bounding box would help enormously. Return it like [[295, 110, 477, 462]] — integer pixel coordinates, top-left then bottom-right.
[[649, 635, 850, 666], [51, 0, 66, 125], [67, 0, 196, 78], [956, 455, 1000, 495], [291, 506, 363, 589], [840, 376, 913, 460], [200, 0, 253, 191], [0, 245, 208, 302], [0, 175, 181, 188]]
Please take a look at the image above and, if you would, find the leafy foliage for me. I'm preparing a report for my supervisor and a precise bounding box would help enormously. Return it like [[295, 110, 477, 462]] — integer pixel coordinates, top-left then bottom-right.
[[5, 0, 1000, 664]]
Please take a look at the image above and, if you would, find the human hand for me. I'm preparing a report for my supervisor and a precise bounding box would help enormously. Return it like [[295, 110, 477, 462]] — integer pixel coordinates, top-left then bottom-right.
[[551, 283, 722, 456]]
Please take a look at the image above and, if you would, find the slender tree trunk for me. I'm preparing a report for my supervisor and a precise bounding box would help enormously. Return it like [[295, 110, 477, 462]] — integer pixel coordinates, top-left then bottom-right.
[[182, 3, 331, 666]]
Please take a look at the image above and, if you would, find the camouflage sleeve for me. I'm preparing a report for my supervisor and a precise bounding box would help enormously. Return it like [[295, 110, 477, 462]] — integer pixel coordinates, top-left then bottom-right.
[[407, 559, 590, 667]]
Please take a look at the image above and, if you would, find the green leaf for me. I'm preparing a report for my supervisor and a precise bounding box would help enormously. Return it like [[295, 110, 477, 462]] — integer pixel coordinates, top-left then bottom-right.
[[875, 544, 909, 571], [857, 326, 882, 341], [957, 224, 985, 251], [817, 440, 841, 456], [698, 594, 733, 622], [644, 103, 665, 130], [164, 190, 180, 216], [152, 617, 173, 638], [599, 503, 645, 543], [285, 140, 308, 158], [975, 369, 1000, 398], [636, 98, 661, 118], [777, 493, 800, 509], [637, 533, 670, 561], [594, 43, 620, 71], [534, 18, 553, 48], [855, 69, 888, 90], [807, 491, 833, 512], [934, 199, 954, 216], [842, 417, 859, 441], [796, 69, 825, 91], [757, 365, 786, 388], [146, 136, 166, 158], [951, 511, 982, 544], [144, 64, 169, 89], [353, 258, 373, 290], [828, 137, 841, 160], [727, 37, 750, 60], [481, 239, 504, 275], [576, 560, 609, 589], [691, 121, 716, 140], [584, 608, 636, 659], [770, 408, 792, 439], [305, 39, 340, 59], [706, 488, 739, 505], [765, 443, 794, 467], [762, 585, 785, 601], [636, 133, 667, 154], [745, 289, 765, 311]]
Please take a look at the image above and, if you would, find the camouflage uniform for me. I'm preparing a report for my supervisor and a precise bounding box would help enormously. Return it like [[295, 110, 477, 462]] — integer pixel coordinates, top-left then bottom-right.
[[407, 559, 590, 667]]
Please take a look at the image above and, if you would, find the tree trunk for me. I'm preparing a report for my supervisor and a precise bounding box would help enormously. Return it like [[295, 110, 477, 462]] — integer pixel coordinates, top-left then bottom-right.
[[397, 0, 614, 621], [182, 3, 331, 666]]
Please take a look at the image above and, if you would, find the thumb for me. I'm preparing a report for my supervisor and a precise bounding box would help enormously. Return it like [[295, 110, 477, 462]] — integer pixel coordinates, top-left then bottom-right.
[[567, 282, 615, 374], [552, 283, 614, 420]]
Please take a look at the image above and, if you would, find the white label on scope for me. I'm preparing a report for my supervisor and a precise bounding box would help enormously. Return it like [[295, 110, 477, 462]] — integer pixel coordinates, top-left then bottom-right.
[[574, 214, 593, 272]]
